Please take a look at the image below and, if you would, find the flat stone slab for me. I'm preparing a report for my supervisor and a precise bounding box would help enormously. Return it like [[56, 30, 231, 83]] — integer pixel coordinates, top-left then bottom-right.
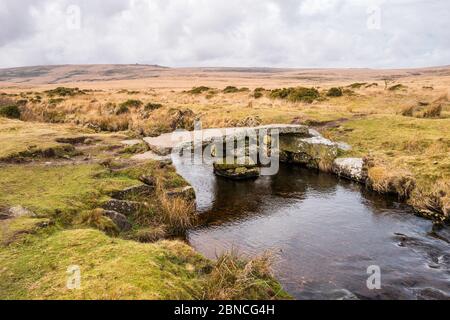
[[143, 124, 310, 156], [131, 151, 172, 162], [111, 184, 154, 200], [121, 139, 143, 146]]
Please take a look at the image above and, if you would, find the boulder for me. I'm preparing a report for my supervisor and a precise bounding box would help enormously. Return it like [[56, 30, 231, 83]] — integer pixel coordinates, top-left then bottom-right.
[[165, 186, 196, 200], [111, 184, 154, 200], [213, 160, 260, 180], [103, 199, 142, 216], [139, 175, 157, 187], [280, 133, 339, 171], [103, 210, 132, 232], [3, 206, 36, 219], [332, 158, 368, 183]]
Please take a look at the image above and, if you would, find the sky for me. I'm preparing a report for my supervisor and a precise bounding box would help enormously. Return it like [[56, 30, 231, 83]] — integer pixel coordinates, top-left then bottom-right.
[[0, 0, 449, 69]]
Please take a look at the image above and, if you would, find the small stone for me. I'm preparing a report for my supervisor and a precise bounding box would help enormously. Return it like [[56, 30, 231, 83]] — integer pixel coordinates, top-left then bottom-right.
[[213, 160, 260, 180], [104, 210, 132, 232], [139, 175, 157, 187], [165, 186, 196, 200], [8, 206, 35, 218], [111, 184, 154, 200], [103, 199, 142, 216]]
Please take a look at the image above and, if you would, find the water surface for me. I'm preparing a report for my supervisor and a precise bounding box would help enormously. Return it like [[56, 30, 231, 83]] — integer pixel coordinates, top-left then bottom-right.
[[173, 155, 450, 300]]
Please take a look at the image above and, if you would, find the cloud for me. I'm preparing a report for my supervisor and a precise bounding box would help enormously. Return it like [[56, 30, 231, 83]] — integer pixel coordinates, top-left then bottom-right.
[[0, 0, 448, 68]]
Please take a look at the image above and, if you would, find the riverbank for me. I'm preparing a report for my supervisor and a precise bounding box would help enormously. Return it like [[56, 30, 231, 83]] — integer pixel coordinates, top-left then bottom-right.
[[0, 119, 289, 300], [174, 159, 450, 300]]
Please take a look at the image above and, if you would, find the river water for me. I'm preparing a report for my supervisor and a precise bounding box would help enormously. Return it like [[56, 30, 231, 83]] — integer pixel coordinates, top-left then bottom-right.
[[173, 154, 450, 300]]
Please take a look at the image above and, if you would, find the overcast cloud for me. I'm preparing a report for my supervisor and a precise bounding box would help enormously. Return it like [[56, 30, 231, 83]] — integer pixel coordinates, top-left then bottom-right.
[[0, 0, 449, 68]]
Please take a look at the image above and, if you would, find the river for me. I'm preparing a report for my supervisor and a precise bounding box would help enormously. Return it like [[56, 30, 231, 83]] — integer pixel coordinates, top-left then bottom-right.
[[173, 154, 450, 300]]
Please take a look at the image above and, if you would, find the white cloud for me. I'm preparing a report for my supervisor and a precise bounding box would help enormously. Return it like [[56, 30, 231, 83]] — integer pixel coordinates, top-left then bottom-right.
[[0, 0, 448, 68]]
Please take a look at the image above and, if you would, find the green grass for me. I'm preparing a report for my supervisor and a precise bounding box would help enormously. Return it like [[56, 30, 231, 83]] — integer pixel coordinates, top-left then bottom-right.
[[0, 117, 290, 300], [0, 227, 290, 300], [325, 115, 449, 183], [0, 228, 211, 300], [0, 164, 137, 217], [0, 217, 50, 245], [269, 87, 320, 103], [188, 86, 210, 95], [117, 161, 189, 189], [324, 115, 449, 218], [0, 119, 91, 161]]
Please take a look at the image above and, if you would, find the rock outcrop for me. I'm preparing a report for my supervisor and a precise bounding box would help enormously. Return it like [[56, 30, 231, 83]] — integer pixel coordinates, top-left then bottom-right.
[[165, 186, 196, 200], [332, 158, 368, 183], [279, 129, 341, 172], [103, 199, 142, 216], [111, 184, 154, 200], [0, 206, 36, 220]]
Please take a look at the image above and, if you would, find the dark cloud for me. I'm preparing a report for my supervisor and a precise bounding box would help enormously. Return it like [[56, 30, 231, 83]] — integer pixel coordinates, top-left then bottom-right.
[[0, 0, 448, 68]]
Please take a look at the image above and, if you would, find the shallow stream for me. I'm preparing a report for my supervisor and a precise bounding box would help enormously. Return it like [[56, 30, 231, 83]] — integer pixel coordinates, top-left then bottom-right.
[[173, 154, 449, 300]]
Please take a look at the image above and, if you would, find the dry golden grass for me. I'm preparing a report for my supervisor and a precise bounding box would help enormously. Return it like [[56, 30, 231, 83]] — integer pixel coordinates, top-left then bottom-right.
[[201, 250, 289, 300], [368, 166, 416, 199], [1, 66, 449, 220]]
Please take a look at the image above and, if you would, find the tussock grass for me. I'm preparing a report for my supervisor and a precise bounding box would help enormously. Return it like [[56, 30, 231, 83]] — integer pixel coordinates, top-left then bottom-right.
[[409, 180, 449, 220], [368, 166, 416, 199], [0, 104, 21, 119], [2, 77, 449, 221], [348, 82, 368, 89], [109, 160, 196, 234], [326, 87, 343, 97], [270, 87, 320, 103], [158, 194, 196, 235], [326, 116, 449, 219], [388, 84, 407, 91], [129, 225, 167, 243], [144, 102, 163, 111], [0, 217, 51, 246], [45, 87, 85, 97], [188, 86, 210, 95], [201, 250, 289, 300], [419, 104, 442, 118]]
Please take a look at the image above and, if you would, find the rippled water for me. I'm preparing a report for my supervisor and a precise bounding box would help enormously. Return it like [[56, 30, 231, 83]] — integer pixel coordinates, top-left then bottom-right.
[[173, 154, 450, 300]]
